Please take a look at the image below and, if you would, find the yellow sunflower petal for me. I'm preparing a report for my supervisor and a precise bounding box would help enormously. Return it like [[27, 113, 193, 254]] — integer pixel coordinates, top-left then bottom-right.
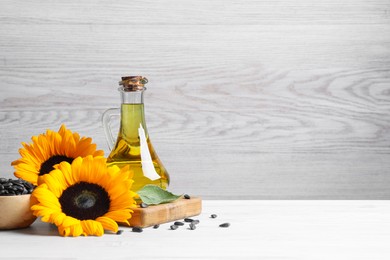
[[31, 185, 61, 210], [45, 130, 58, 156], [109, 192, 135, 211], [60, 126, 77, 157], [31, 204, 58, 220], [41, 212, 59, 223], [49, 212, 67, 226], [93, 150, 105, 157], [18, 148, 41, 167], [70, 156, 84, 182], [39, 169, 67, 197], [75, 137, 93, 156], [80, 220, 104, 236], [106, 185, 127, 201], [32, 135, 50, 162], [58, 124, 67, 135], [104, 166, 133, 192], [62, 216, 80, 227], [89, 159, 108, 184], [14, 169, 38, 185], [78, 155, 94, 182], [72, 131, 81, 142], [51, 131, 63, 155], [15, 163, 38, 174], [24, 141, 46, 162], [96, 217, 118, 232], [58, 225, 70, 237], [58, 223, 84, 237], [104, 210, 132, 222], [77, 156, 106, 184]]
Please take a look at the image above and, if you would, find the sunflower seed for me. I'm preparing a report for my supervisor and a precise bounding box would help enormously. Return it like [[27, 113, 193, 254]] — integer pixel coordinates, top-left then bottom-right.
[[24, 182, 35, 189], [140, 203, 149, 208], [183, 194, 191, 199], [192, 220, 200, 225], [153, 224, 160, 229], [219, 223, 230, 228], [184, 218, 194, 222], [12, 183, 24, 188], [0, 184, 4, 190], [170, 225, 178, 230], [0, 178, 7, 183], [174, 221, 184, 226], [132, 227, 143, 233], [211, 214, 217, 218], [116, 230, 124, 235], [189, 223, 197, 230]]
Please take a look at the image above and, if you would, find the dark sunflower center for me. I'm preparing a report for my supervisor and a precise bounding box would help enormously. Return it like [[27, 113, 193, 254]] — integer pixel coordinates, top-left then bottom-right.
[[75, 191, 97, 209], [59, 181, 110, 220], [39, 155, 74, 176]]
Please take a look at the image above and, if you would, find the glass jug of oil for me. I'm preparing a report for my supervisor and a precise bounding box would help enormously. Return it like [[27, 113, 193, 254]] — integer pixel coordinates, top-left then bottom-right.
[[102, 76, 170, 192]]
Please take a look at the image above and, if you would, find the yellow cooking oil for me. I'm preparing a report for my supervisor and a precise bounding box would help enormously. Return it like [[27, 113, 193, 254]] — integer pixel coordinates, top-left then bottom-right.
[[106, 103, 169, 192]]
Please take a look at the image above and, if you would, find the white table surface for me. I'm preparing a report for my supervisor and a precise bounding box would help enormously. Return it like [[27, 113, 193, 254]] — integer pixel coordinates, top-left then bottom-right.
[[0, 200, 389, 260]]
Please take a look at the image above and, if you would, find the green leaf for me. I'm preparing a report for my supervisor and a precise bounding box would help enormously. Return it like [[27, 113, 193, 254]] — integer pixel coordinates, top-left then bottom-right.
[[137, 185, 181, 205]]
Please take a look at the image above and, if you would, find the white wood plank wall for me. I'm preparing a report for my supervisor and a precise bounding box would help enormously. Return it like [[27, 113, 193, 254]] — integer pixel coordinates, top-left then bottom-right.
[[0, 0, 389, 199]]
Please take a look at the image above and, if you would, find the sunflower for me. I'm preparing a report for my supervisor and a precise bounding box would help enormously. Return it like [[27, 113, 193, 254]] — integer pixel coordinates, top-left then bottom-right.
[[12, 124, 104, 186], [31, 156, 136, 237]]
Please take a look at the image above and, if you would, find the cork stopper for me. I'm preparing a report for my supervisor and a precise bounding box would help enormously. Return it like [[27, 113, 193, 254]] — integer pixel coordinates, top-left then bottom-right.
[[119, 76, 148, 91]]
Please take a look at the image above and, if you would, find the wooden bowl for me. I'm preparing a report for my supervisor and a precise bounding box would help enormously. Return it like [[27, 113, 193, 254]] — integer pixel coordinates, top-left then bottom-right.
[[0, 194, 36, 230]]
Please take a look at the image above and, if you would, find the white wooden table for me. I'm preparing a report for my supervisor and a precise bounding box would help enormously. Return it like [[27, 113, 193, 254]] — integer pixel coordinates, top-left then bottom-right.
[[1, 200, 389, 259]]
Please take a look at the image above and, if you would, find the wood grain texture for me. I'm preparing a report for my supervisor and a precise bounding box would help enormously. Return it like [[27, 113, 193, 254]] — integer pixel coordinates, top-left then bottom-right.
[[128, 197, 202, 227], [0, 0, 390, 199], [1, 201, 390, 259]]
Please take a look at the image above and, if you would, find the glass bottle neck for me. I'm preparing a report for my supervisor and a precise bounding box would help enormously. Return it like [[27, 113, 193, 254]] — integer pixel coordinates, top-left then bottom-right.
[[118, 88, 148, 139], [119, 88, 145, 104]]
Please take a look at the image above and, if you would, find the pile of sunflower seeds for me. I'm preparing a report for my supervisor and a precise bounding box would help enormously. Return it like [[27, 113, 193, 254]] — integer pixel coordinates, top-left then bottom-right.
[[0, 178, 35, 196]]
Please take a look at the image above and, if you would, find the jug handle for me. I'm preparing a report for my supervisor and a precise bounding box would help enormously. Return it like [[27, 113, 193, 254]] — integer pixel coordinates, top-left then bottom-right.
[[102, 108, 120, 151]]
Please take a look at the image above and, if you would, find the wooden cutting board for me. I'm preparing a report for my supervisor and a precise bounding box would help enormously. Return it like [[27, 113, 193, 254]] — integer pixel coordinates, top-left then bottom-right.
[[127, 197, 202, 228]]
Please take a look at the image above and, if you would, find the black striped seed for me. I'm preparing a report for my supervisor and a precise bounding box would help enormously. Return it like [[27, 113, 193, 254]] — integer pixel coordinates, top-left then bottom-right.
[[140, 203, 149, 208], [189, 223, 196, 230], [170, 225, 178, 230], [132, 227, 143, 233], [219, 223, 230, 228]]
